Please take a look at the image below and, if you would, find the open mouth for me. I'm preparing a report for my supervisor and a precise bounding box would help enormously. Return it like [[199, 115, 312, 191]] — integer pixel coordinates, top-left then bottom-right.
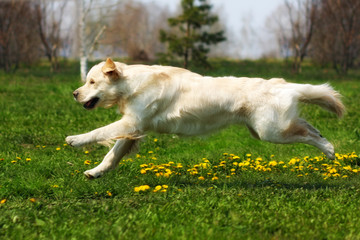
[[83, 97, 100, 110]]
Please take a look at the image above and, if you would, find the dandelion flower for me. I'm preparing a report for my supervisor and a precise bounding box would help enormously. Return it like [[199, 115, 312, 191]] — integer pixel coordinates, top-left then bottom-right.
[[198, 176, 205, 180], [268, 161, 278, 167], [56, 147, 61, 151], [134, 185, 150, 192], [106, 191, 112, 197], [84, 160, 91, 165], [26, 158, 31, 162], [29, 198, 36, 203]]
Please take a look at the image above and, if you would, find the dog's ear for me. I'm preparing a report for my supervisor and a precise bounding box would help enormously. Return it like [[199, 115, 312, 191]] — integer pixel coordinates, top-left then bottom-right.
[[102, 58, 122, 79]]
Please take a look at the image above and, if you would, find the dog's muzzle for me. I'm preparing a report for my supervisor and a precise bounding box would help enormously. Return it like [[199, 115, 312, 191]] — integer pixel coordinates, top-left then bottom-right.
[[73, 90, 79, 100]]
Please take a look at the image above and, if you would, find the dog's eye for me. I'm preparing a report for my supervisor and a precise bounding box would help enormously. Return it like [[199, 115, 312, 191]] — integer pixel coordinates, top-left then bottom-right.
[[90, 80, 95, 84]]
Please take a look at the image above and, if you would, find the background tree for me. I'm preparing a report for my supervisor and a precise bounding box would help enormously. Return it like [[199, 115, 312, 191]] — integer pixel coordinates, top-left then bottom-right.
[[269, 0, 318, 73], [311, 0, 360, 74], [0, 1, 40, 72], [35, 0, 68, 72], [159, 0, 226, 68], [102, 1, 169, 61]]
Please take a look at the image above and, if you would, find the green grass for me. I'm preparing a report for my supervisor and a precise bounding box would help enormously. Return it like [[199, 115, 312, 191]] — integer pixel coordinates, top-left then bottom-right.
[[1, 60, 360, 239]]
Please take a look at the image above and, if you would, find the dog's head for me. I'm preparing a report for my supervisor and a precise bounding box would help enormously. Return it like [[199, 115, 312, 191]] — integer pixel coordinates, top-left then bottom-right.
[[73, 58, 124, 110]]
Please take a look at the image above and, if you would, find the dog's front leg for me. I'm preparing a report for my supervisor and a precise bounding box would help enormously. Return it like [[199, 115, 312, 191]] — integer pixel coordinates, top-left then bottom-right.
[[84, 139, 137, 179], [66, 117, 138, 147]]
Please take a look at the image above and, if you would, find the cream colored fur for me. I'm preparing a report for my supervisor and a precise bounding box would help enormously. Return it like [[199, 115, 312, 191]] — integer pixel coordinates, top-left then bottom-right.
[[66, 58, 345, 179]]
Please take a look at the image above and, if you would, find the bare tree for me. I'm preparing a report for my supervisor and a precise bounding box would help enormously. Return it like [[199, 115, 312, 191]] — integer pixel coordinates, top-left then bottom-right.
[[102, 1, 169, 61], [77, 0, 106, 81], [285, 0, 318, 73], [311, 0, 360, 74], [0, 1, 40, 71], [267, 0, 318, 72], [35, 0, 67, 72]]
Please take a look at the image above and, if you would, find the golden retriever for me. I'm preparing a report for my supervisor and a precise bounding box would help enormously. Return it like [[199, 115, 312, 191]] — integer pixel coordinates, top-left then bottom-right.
[[66, 58, 345, 178]]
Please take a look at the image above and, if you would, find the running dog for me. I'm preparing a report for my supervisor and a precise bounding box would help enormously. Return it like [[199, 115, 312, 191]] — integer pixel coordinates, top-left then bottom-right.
[[66, 58, 345, 178]]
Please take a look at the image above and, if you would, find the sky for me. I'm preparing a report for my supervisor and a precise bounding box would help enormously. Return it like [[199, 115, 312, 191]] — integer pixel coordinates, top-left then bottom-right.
[[141, 0, 286, 58]]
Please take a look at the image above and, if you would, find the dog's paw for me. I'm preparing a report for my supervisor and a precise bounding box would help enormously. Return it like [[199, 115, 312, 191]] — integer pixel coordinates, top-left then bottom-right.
[[65, 135, 89, 148], [84, 170, 103, 179], [323, 143, 335, 160]]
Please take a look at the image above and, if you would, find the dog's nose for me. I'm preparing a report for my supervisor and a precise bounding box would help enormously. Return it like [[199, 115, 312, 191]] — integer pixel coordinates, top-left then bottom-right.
[[73, 90, 79, 99]]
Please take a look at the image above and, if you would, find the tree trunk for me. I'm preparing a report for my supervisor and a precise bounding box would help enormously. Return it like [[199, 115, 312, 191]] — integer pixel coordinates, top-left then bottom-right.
[[79, 0, 87, 82]]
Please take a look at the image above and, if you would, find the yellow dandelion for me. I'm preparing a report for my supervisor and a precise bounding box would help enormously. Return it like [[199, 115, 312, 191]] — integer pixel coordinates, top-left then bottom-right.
[[29, 198, 36, 203], [1, 199, 6, 204], [211, 176, 219, 181], [84, 151, 89, 154], [84, 160, 91, 165], [154, 138, 158, 142], [106, 191, 112, 197], [26, 158, 31, 162], [11, 160, 17, 163], [268, 161, 278, 167], [134, 185, 150, 192], [148, 151, 154, 154], [198, 176, 205, 180], [56, 147, 61, 151], [155, 185, 162, 191], [343, 166, 352, 171], [52, 185, 59, 188]]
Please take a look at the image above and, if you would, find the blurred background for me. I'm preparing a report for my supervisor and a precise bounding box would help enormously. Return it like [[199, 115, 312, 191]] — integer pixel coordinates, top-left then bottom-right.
[[0, 0, 359, 77]]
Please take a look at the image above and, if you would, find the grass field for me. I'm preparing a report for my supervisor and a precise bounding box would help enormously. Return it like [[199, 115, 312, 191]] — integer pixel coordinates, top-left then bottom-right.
[[1, 59, 360, 239]]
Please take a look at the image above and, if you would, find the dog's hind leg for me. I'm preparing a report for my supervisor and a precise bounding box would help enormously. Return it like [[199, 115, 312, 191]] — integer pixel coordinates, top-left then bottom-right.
[[280, 119, 335, 159], [84, 139, 138, 179]]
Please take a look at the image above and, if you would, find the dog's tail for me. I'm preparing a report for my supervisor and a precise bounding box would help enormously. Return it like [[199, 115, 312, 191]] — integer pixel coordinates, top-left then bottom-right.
[[296, 83, 345, 118]]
